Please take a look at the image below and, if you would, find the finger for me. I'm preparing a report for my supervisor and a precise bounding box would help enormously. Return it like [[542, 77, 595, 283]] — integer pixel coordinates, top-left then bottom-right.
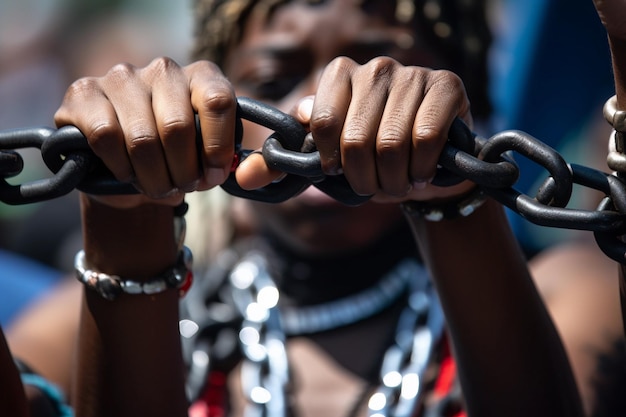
[[100, 63, 173, 198], [54, 77, 133, 183], [340, 58, 400, 196], [375, 67, 425, 197], [410, 70, 470, 185], [147, 58, 200, 192], [235, 152, 284, 190], [186, 61, 237, 189], [309, 57, 353, 176], [291, 95, 315, 126]]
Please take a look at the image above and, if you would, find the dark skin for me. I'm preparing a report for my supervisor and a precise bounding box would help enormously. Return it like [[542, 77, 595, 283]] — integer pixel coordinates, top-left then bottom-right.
[[54, 2, 572, 416], [3, 0, 624, 416]]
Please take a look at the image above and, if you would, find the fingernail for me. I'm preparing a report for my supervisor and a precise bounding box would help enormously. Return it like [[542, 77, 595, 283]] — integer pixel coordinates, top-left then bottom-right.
[[181, 179, 200, 192], [412, 180, 430, 190], [130, 179, 145, 193], [205, 167, 226, 185], [160, 188, 181, 198], [297, 96, 314, 123], [272, 172, 288, 183]]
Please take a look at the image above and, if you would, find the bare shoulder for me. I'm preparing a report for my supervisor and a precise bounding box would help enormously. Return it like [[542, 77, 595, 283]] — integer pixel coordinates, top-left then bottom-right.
[[530, 240, 624, 415]]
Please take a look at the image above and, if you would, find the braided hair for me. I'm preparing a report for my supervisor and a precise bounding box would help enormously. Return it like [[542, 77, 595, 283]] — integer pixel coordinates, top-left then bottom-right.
[[191, 0, 492, 119]]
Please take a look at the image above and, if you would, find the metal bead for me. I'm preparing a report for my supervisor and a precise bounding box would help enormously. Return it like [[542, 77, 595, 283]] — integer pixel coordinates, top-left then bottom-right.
[[142, 280, 168, 295], [96, 273, 123, 301], [122, 280, 143, 294], [74, 247, 193, 299]]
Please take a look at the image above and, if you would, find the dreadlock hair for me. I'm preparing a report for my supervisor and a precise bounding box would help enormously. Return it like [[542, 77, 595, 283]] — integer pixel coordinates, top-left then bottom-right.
[[191, 0, 492, 119]]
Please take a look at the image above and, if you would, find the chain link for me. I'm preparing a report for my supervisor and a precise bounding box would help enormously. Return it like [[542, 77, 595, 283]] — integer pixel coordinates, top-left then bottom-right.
[[230, 252, 292, 417], [2, 97, 626, 261], [367, 277, 445, 417]]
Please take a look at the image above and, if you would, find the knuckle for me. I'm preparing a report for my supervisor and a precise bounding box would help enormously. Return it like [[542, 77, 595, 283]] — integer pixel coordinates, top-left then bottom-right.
[[326, 56, 357, 74], [63, 77, 100, 100], [87, 122, 121, 152], [106, 62, 137, 82], [414, 123, 444, 146], [343, 122, 371, 145], [141, 57, 182, 81], [310, 108, 342, 137], [198, 89, 236, 115], [147, 56, 180, 73], [377, 134, 405, 155], [396, 66, 426, 86], [378, 112, 409, 148], [202, 142, 232, 166], [160, 116, 193, 141], [342, 115, 373, 150], [364, 56, 397, 81], [430, 69, 466, 94], [126, 129, 159, 158], [342, 130, 371, 154], [350, 181, 376, 197]]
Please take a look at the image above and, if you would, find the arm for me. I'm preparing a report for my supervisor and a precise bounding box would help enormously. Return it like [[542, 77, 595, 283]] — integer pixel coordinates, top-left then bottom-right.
[[269, 57, 585, 416], [71, 198, 187, 417], [407, 200, 584, 417], [53, 58, 239, 417]]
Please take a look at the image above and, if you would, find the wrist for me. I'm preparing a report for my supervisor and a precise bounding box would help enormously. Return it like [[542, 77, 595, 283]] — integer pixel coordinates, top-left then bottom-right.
[[608, 35, 626, 102], [80, 194, 182, 278], [401, 184, 485, 222]]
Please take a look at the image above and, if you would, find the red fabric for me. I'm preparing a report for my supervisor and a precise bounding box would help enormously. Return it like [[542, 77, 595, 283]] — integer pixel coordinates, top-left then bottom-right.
[[190, 337, 468, 417], [189, 371, 227, 417], [433, 335, 466, 417], [434, 355, 457, 398]]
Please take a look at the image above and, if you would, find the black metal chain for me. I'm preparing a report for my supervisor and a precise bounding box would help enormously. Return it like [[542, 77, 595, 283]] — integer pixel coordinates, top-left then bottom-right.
[[2, 97, 626, 262]]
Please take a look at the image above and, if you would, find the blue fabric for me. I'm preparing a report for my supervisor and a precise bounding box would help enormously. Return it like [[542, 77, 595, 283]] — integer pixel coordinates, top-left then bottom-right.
[[0, 250, 63, 327], [489, 0, 615, 254], [21, 373, 74, 417]]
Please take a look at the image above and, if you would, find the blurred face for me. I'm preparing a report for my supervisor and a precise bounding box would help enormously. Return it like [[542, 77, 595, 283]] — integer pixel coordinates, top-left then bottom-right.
[[223, 0, 444, 255]]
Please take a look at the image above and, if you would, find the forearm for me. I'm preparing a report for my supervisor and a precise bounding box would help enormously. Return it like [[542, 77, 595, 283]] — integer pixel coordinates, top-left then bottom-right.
[[73, 195, 188, 417], [407, 199, 583, 417], [609, 35, 626, 104]]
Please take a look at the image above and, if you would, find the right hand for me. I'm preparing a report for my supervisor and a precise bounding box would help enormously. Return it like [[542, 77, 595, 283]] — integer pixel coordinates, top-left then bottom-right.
[[54, 58, 238, 209]]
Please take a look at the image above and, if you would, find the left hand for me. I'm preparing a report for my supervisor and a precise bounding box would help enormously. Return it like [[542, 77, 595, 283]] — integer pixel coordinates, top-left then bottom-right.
[[235, 57, 476, 203]]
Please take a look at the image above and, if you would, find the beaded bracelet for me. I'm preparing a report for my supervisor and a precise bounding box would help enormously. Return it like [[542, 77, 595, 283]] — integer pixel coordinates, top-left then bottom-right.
[[400, 187, 486, 221], [74, 202, 193, 301], [74, 246, 193, 301]]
